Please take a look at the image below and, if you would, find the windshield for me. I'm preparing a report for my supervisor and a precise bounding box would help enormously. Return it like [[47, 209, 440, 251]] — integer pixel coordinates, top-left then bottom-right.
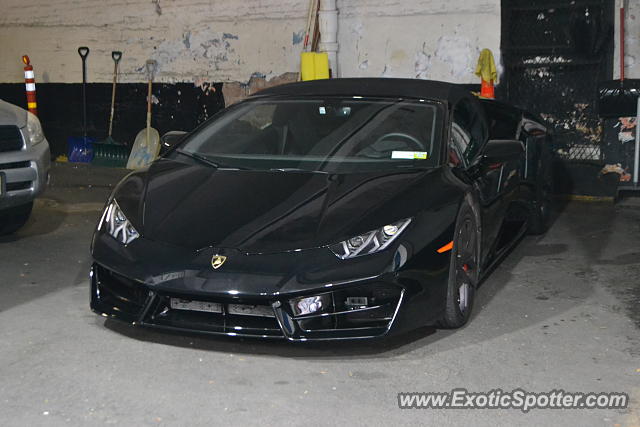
[[177, 96, 442, 173]]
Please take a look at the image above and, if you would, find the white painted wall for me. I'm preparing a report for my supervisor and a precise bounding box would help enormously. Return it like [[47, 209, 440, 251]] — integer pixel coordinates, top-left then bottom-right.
[[0, 0, 501, 88], [339, 0, 501, 82]]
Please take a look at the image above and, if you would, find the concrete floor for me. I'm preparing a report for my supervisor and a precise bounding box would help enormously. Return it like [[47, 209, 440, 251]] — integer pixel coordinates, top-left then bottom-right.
[[0, 163, 639, 426]]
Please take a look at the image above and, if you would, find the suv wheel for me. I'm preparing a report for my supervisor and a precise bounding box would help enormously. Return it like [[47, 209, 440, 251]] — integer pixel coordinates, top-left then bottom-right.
[[0, 201, 33, 235]]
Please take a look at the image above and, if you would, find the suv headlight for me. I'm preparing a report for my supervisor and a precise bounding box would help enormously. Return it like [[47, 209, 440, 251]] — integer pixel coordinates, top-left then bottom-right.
[[99, 200, 140, 245], [329, 218, 412, 259], [25, 111, 45, 146]]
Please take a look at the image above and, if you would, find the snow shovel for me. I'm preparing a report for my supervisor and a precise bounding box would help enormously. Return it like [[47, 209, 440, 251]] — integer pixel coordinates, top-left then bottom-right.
[[68, 46, 95, 162], [127, 60, 160, 170], [93, 51, 128, 167]]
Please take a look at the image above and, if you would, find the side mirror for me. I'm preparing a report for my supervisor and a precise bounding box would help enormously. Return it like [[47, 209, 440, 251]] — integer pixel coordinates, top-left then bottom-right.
[[481, 139, 524, 167], [160, 131, 187, 155]]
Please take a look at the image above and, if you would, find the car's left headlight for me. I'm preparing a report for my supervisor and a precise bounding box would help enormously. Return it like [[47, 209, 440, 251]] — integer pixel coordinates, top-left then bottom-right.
[[329, 218, 412, 259], [25, 111, 45, 146], [99, 200, 140, 245]]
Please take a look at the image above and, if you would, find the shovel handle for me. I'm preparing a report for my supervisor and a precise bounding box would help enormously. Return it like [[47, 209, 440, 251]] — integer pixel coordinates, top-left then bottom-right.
[[112, 51, 122, 63], [145, 59, 157, 81], [78, 46, 90, 60], [108, 52, 122, 138]]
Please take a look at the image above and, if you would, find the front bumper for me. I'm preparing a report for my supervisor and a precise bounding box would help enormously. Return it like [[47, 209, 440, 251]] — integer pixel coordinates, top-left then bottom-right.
[[90, 211, 453, 341], [90, 262, 408, 341], [0, 139, 50, 209]]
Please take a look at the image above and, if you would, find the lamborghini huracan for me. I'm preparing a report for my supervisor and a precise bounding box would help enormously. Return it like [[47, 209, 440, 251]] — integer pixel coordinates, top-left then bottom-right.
[[90, 78, 552, 340]]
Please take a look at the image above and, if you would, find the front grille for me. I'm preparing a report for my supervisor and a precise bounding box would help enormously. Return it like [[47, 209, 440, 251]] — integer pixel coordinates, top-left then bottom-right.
[[148, 294, 283, 337], [6, 181, 31, 191], [91, 262, 403, 340], [0, 161, 30, 170], [284, 282, 404, 339], [93, 265, 149, 320], [0, 126, 24, 153], [91, 264, 283, 336]]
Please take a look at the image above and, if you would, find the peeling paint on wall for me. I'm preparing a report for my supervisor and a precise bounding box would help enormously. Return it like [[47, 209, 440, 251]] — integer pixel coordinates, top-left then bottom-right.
[[434, 36, 475, 78], [222, 72, 298, 106], [340, 3, 500, 83], [182, 31, 191, 49], [194, 78, 217, 94], [152, 0, 162, 16], [292, 30, 305, 45], [153, 30, 240, 76], [414, 45, 432, 79], [0, 0, 501, 93]]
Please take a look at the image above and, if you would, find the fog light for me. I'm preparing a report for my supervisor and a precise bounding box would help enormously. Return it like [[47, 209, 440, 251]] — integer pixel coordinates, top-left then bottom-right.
[[290, 295, 329, 317]]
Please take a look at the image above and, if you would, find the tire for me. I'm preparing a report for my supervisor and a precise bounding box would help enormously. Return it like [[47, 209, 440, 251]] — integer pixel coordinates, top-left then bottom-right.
[[439, 200, 480, 329], [528, 166, 553, 235], [0, 201, 33, 236]]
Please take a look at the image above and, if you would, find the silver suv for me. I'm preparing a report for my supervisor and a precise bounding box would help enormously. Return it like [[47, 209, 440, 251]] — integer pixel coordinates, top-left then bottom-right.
[[0, 99, 50, 235]]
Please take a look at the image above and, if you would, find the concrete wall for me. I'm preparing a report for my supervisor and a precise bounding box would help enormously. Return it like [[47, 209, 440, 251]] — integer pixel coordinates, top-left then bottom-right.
[[0, 0, 500, 103], [335, 1, 501, 81]]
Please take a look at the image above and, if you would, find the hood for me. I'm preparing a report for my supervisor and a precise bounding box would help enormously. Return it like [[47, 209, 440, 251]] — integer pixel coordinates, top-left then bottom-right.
[[115, 157, 445, 253], [0, 99, 28, 128]]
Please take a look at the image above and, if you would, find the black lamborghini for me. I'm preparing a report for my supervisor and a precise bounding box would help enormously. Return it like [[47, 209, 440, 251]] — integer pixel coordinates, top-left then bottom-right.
[[90, 78, 552, 340]]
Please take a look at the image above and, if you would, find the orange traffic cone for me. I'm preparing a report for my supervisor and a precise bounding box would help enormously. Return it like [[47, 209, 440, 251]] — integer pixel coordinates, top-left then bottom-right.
[[476, 49, 497, 99], [480, 79, 495, 99]]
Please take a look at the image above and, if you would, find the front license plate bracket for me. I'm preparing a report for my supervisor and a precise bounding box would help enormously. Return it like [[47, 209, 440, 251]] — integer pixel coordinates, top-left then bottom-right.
[[169, 298, 223, 314]]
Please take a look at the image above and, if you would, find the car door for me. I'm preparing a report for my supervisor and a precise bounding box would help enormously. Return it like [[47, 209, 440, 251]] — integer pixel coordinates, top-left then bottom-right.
[[483, 100, 537, 185], [481, 101, 527, 253], [449, 98, 518, 265], [518, 116, 551, 187]]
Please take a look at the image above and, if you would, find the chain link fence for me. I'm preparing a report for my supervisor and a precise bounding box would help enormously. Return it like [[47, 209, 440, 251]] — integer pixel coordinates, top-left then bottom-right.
[[501, 0, 614, 163]]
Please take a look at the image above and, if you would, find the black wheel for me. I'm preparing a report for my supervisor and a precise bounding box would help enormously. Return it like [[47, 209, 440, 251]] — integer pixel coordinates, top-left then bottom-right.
[[528, 167, 553, 235], [0, 201, 33, 236], [439, 201, 480, 329]]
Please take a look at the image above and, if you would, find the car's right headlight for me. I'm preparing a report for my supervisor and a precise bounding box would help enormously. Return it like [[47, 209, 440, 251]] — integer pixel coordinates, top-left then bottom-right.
[[98, 200, 140, 245], [25, 111, 45, 146], [329, 218, 412, 259]]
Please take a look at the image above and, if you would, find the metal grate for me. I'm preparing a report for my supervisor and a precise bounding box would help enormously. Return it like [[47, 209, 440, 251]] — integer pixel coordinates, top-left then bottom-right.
[[501, 0, 614, 162], [0, 125, 24, 153], [507, 57, 605, 161]]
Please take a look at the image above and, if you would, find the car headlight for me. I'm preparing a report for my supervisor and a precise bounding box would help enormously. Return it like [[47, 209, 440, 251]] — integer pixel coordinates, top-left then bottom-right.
[[329, 218, 412, 259], [99, 200, 140, 245], [25, 111, 45, 146]]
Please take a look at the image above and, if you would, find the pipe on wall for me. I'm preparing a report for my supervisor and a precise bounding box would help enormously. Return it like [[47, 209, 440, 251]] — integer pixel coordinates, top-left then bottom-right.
[[318, 0, 339, 77]]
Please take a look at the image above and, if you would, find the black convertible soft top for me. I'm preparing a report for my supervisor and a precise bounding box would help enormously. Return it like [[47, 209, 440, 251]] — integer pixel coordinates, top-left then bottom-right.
[[253, 78, 474, 105]]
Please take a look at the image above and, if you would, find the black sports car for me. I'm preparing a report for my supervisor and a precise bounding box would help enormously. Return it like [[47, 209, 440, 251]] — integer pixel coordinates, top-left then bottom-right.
[[90, 78, 552, 341]]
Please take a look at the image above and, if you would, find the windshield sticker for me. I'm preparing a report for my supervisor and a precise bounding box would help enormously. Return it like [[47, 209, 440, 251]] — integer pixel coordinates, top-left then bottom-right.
[[392, 151, 428, 160]]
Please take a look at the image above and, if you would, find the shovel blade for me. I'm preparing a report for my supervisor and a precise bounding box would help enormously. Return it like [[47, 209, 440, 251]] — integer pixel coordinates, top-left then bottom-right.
[[127, 127, 160, 170]]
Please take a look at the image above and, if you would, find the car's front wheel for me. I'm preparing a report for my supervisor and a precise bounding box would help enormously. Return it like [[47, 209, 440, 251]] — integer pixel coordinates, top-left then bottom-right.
[[0, 201, 33, 235], [439, 200, 480, 329]]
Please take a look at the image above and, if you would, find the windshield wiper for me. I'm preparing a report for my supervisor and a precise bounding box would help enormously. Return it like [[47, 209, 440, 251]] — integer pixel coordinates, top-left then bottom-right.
[[269, 167, 326, 173], [177, 150, 249, 170]]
